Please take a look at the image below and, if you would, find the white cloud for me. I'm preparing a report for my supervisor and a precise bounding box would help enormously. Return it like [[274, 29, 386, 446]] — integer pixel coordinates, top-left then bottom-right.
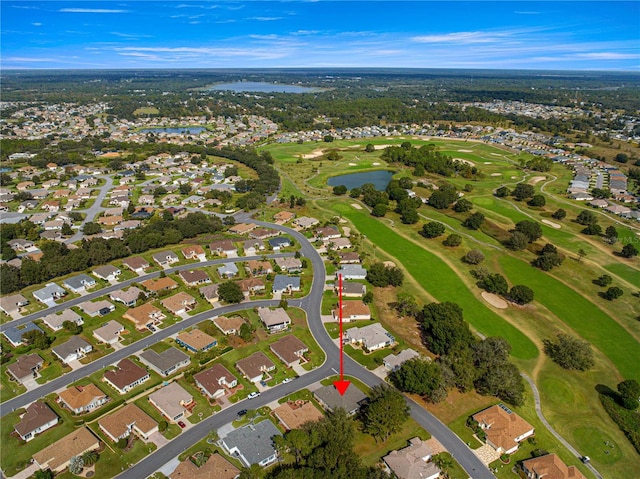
[[514, 11, 540, 15], [574, 52, 639, 60], [247, 16, 282, 21], [59, 8, 127, 13], [32, 23, 43, 27], [411, 31, 501, 44]]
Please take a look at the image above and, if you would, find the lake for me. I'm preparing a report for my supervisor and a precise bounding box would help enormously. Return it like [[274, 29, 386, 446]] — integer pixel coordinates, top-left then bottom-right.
[[140, 127, 207, 134], [209, 81, 321, 94], [327, 170, 394, 191]]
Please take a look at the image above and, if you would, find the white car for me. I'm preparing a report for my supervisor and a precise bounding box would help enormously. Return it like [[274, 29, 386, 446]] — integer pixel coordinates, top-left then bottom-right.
[[282, 377, 293, 384], [247, 392, 260, 399]]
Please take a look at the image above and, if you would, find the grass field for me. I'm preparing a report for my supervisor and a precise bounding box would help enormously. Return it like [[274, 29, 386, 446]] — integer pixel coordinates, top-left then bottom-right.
[[331, 203, 538, 360]]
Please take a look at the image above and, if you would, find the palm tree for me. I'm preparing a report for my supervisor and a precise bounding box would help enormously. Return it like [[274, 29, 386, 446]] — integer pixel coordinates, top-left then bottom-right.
[[432, 453, 454, 479], [82, 450, 99, 466]]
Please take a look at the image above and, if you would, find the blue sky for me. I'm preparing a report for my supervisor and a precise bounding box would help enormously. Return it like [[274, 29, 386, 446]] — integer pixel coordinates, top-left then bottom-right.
[[2, 1, 639, 70]]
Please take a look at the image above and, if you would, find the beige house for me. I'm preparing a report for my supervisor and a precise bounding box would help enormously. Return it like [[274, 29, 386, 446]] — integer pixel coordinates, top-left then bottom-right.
[[33, 427, 99, 473], [472, 404, 535, 454], [148, 382, 194, 422], [98, 403, 158, 442]]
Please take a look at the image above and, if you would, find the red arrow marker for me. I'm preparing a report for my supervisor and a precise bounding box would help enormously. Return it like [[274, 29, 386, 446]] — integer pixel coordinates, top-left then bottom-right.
[[334, 273, 351, 396]]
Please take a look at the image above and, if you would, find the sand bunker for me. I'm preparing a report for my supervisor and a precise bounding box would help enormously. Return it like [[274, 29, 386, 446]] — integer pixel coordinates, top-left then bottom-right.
[[458, 149, 473, 153], [482, 292, 508, 309], [542, 219, 561, 229], [302, 149, 325, 159], [491, 153, 501, 156], [454, 158, 475, 166], [373, 162, 381, 166], [529, 176, 546, 185], [348, 162, 357, 166], [342, 226, 351, 236], [511, 176, 517, 179], [351, 203, 363, 210], [484, 162, 492, 164], [383, 261, 396, 268], [374, 144, 393, 150], [490, 173, 502, 177]]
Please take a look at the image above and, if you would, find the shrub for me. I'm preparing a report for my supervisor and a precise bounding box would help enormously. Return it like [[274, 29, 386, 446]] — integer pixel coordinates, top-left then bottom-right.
[[593, 274, 612, 287], [603, 286, 623, 301], [621, 244, 638, 258], [552, 208, 566, 220], [453, 198, 473, 212], [543, 333, 594, 371], [478, 273, 509, 296], [509, 285, 534, 304], [528, 195, 546, 207], [462, 212, 484, 230], [442, 234, 462, 247], [421, 221, 446, 238], [463, 249, 485, 265]]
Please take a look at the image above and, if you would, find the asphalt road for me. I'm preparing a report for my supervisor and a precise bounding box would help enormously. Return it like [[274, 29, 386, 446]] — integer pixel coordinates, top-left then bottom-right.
[[65, 174, 114, 244]]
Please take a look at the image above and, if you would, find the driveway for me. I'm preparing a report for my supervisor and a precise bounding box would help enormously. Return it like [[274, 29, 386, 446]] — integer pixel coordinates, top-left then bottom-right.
[[474, 443, 501, 466], [149, 431, 170, 449]]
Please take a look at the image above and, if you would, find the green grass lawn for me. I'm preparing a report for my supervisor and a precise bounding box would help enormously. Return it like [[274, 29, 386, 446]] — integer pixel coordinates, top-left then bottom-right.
[[332, 203, 538, 360], [499, 255, 640, 380]]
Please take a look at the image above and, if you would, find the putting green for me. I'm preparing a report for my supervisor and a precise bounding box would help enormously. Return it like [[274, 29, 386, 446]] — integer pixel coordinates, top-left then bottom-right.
[[573, 427, 622, 465]]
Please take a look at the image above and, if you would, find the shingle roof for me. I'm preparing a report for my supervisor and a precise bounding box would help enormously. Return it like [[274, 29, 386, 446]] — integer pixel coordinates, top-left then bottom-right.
[[472, 404, 534, 452], [221, 420, 282, 466], [7, 353, 43, 381], [14, 401, 58, 438], [314, 384, 368, 413], [98, 404, 157, 441], [33, 427, 99, 472], [104, 359, 148, 391], [236, 351, 275, 380], [270, 335, 308, 364], [139, 347, 189, 373], [58, 383, 106, 410], [170, 453, 240, 479]]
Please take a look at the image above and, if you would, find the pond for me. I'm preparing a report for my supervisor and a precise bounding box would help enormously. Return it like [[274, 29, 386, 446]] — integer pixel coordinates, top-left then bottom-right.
[[208, 81, 322, 94], [140, 126, 207, 134], [327, 170, 394, 191]]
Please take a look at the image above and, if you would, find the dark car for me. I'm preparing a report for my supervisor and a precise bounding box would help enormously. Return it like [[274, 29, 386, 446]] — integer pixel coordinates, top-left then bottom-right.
[[237, 409, 248, 417]]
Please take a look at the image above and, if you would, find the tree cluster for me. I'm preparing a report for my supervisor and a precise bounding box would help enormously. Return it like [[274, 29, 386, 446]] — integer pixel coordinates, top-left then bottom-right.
[[543, 333, 594, 371], [366, 262, 404, 287]]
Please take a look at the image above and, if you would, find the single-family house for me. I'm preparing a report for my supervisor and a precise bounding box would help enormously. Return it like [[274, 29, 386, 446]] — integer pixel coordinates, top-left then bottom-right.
[[268, 237, 291, 251], [0, 293, 29, 316], [336, 281, 366, 298], [58, 383, 108, 414], [93, 320, 125, 345], [293, 216, 319, 229], [238, 278, 266, 298], [7, 239, 34, 251], [218, 420, 282, 468], [52, 336, 93, 364], [344, 323, 395, 352], [80, 299, 115, 317], [33, 283, 67, 304], [181, 244, 207, 261], [103, 358, 150, 394], [217, 262, 239, 279], [236, 351, 276, 383], [274, 257, 303, 273], [148, 382, 194, 422], [93, 265, 121, 282], [14, 401, 59, 442], [7, 353, 43, 384], [139, 347, 190, 376], [272, 275, 301, 295], [383, 349, 420, 371], [122, 256, 150, 274], [273, 211, 295, 224], [161, 292, 197, 315], [152, 250, 179, 267], [522, 453, 587, 479], [178, 269, 211, 287], [326, 237, 352, 250], [249, 228, 279, 240], [142, 276, 179, 294], [123, 303, 166, 330], [228, 223, 257, 235], [213, 315, 246, 335], [209, 239, 237, 257], [199, 283, 220, 305], [245, 260, 273, 276], [243, 239, 264, 256], [98, 403, 158, 442], [176, 329, 217, 353], [333, 300, 371, 321], [2, 322, 44, 347], [170, 453, 240, 479], [62, 274, 97, 294], [41, 309, 83, 331], [382, 437, 440, 479], [336, 264, 367, 280], [472, 404, 535, 454], [194, 363, 238, 399], [32, 428, 99, 474], [257, 307, 291, 333], [314, 384, 368, 416], [315, 226, 341, 241], [273, 401, 323, 431], [270, 335, 308, 367], [110, 287, 144, 307]]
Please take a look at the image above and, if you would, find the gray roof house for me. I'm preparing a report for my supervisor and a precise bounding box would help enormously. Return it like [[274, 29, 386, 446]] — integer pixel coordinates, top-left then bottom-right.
[[148, 382, 193, 422], [345, 323, 395, 352], [0, 293, 29, 315], [52, 336, 93, 364], [41, 309, 84, 331], [139, 347, 190, 377], [314, 384, 368, 416], [109, 287, 144, 307], [3, 322, 44, 347], [383, 349, 420, 372], [93, 265, 121, 281], [272, 275, 301, 295], [257, 307, 291, 333], [62, 274, 97, 294], [93, 320, 125, 345], [219, 420, 282, 468], [217, 262, 239, 279], [336, 264, 367, 280], [382, 437, 439, 479], [152, 250, 180, 267], [33, 283, 67, 304], [268, 237, 291, 250]]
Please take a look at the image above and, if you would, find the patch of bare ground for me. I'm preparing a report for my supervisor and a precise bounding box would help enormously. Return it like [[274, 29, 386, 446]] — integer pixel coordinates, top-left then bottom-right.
[[302, 149, 325, 159], [412, 389, 497, 424], [541, 219, 561, 229], [528, 175, 546, 185], [481, 291, 508, 309]]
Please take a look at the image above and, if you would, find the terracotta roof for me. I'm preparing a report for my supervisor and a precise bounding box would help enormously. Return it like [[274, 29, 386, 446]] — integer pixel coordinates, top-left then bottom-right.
[[523, 454, 587, 479], [161, 292, 196, 314], [182, 245, 205, 257], [104, 359, 149, 391], [472, 404, 534, 452], [98, 403, 157, 442], [14, 401, 58, 438], [170, 453, 240, 479], [58, 383, 107, 411], [142, 277, 178, 292], [334, 300, 370, 318], [273, 401, 323, 430], [124, 303, 165, 329]]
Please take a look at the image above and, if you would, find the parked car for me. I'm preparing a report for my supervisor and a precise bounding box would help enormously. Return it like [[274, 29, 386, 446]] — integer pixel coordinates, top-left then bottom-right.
[[260, 380, 267, 387], [237, 409, 248, 416], [282, 377, 293, 384], [178, 421, 186, 429], [247, 392, 260, 399]]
